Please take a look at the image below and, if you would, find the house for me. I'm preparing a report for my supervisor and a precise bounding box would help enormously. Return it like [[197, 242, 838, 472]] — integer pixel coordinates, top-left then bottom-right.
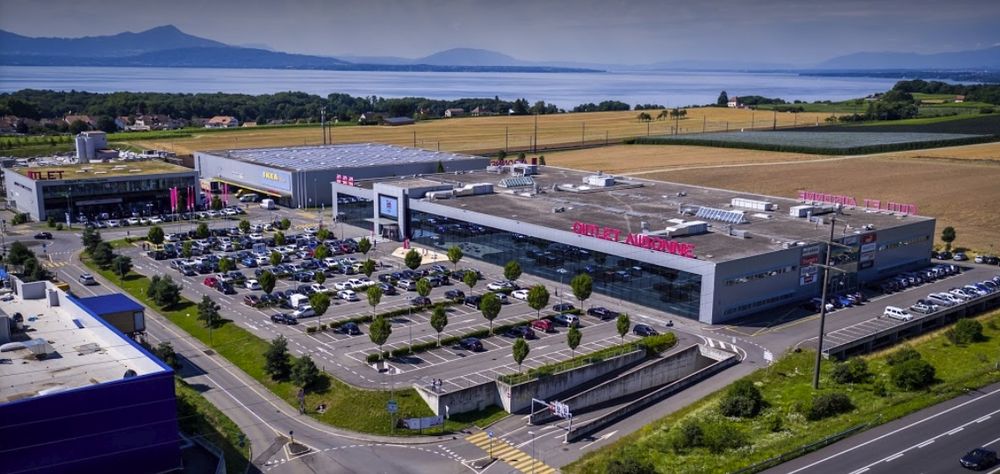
[[955, 95, 966, 103], [727, 97, 742, 108], [206, 116, 239, 128], [114, 116, 132, 131], [358, 112, 384, 125], [471, 106, 495, 117], [444, 108, 465, 118], [64, 114, 95, 126], [241, 121, 258, 127], [383, 117, 415, 126]]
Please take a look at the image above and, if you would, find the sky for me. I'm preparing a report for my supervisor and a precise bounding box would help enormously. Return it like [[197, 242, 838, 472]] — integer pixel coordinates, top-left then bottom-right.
[[1, 0, 999, 65]]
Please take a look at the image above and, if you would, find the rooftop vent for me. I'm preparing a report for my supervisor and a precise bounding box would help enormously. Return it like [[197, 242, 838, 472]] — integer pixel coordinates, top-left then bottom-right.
[[695, 206, 747, 224]]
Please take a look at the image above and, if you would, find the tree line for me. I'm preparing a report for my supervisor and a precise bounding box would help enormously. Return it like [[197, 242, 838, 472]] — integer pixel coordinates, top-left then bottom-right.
[[892, 80, 1000, 105]]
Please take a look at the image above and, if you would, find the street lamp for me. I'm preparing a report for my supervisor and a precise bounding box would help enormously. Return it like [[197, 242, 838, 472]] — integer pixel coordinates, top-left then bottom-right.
[[528, 430, 537, 474]]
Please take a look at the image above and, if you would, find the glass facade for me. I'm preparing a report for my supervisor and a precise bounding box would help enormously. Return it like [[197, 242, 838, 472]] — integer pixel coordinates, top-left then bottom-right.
[[408, 210, 703, 319], [336, 193, 373, 234], [42, 176, 196, 221]]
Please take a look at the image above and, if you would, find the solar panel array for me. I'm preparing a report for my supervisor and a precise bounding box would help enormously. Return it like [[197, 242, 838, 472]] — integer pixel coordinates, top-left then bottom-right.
[[498, 176, 535, 188], [215, 143, 478, 171], [696, 206, 747, 224]]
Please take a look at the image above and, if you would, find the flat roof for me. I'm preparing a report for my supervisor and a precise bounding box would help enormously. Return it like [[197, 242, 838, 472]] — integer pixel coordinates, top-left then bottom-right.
[[371, 167, 933, 263], [11, 159, 193, 180], [0, 285, 165, 404], [77, 294, 144, 315], [200, 143, 483, 172]]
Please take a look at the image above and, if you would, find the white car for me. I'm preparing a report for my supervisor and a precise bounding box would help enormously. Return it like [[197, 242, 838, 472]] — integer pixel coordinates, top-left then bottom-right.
[[304, 227, 318, 234], [334, 281, 351, 291], [340, 257, 359, 265], [310, 283, 330, 293], [245, 279, 261, 290], [126, 217, 141, 226], [222, 208, 238, 216], [486, 281, 508, 291], [323, 257, 339, 267], [511, 289, 530, 300], [338, 290, 358, 301], [348, 278, 373, 288], [292, 305, 316, 318], [149, 216, 163, 224], [256, 255, 270, 266], [106, 219, 121, 228]]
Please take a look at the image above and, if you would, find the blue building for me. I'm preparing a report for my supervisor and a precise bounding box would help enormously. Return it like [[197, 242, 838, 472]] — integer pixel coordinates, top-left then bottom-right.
[[0, 280, 180, 474]]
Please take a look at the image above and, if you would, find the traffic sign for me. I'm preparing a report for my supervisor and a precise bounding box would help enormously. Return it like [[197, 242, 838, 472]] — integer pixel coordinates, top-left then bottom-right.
[[487, 430, 494, 438], [387, 400, 398, 414], [763, 350, 774, 365]]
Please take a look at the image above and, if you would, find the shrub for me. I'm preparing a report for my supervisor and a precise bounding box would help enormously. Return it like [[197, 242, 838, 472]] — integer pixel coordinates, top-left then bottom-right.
[[669, 419, 704, 451], [701, 420, 748, 453], [886, 346, 922, 366], [638, 332, 678, 355], [305, 326, 317, 334], [718, 379, 765, 418], [605, 457, 656, 474], [832, 358, 870, 384], [765, 412, 784, 432], [980, 106, 995, 114], [47, 216, 56, 227], [872, 379, 889, 397], [11, 212, 29, 225], [891, 358, 936, 391], [805, 392, 854, 421], [55, 223, 63, 230], [947, 318, 983, 345]]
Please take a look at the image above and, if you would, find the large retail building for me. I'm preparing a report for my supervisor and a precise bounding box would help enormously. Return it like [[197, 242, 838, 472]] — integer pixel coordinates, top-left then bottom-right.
[[331, 163, 934, 324], [194, 143, 490, 208]]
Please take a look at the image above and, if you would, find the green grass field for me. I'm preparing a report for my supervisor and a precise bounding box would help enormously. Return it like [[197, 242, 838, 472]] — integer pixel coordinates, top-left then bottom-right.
[[567, 310, 1000, 474], [175, 379, 251, 474]]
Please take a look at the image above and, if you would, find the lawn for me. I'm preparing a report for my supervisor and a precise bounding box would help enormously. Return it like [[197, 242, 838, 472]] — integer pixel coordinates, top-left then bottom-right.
[[82, 254, 502, 436], [175, 378, 251, 474], [567, 310, 1000, 474]]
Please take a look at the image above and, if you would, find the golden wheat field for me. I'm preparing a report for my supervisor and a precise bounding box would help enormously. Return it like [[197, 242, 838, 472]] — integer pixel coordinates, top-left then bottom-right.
[[131, 108, 838, 156], [542, 144, 823, 174]]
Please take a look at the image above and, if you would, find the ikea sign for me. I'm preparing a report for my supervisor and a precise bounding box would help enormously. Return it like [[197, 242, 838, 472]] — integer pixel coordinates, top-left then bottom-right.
[[262, 171, 281, 181]]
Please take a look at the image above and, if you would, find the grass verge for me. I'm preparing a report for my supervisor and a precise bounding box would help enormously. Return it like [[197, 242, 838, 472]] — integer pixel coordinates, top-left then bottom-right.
[[566, 310, 1000, 474], [82, 254, 502, 436], [175, 378, 250, 474]]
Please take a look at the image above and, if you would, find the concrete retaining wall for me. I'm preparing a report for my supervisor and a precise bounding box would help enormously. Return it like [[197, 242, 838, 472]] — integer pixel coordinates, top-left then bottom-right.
[[566, 345, 739, 442], [413, 379, 500, 417]]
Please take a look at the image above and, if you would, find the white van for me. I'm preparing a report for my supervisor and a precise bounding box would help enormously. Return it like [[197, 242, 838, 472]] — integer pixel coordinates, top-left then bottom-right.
[[883, 306, 913, 321], [290, 293, 310, 309], [260, 198, 277, 210]]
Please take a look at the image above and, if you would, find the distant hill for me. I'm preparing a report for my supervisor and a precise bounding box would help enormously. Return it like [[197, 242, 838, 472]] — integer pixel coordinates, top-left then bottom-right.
[[413, 48, 529, 67], [0, 25, 226, 57], [818, 46, 1000, 70]]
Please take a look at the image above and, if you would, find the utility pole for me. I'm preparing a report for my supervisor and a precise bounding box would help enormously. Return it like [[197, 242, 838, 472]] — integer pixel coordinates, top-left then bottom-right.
[[812, 216, 844, 390], [413, 130, 416, 148], [505, 127, 508, 152], [533, 113, 538, 153], [581, 122, 585, 146], [321, 108, 326, 145]]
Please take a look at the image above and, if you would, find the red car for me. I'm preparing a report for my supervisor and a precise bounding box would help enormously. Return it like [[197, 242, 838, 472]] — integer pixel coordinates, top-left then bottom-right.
[[203, 277, 219, 288], [531, 319, 555, 333]]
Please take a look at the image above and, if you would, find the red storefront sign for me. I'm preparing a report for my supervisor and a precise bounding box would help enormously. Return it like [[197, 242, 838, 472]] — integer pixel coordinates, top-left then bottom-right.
[[798, 190, 918, 215], [26, 170, 65, 180], [572, 221, 696, 258]]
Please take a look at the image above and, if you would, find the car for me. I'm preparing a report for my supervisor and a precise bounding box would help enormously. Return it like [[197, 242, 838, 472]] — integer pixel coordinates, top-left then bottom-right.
[[217, 282, 236, 295], [503, 326, 536, 339], [410, 296, 432, 306], [531, 319, 555, 333], [960, 448, 997, 470], [34, 232, 53, 239], [334, 281, 351, 291], [464, 295, 482, 308], [377, 282, 398, 295], [310, 283, 330, 294], [458, 337, 484, 352], [552, 313, 579, 327], [954, 251, 969, 261], [245, 279, 261, 290], [202, 277, 219, 288], [909, 302, 934, 314], [486, 280, 515, 291], [338, 290, 359, 301], [633, 324, 658, 336], [552, 302, 575, 312], [444, 289, 465, 301], [335, 322, 362, 336], [511, 289, 530, 301], [489, 292, 509, 304], [270, 313, 298, 325], [243, 295, 261, 307], [587, 306, 620, 320], [79, 273, 97, 286], [292, 306, 316, 318]]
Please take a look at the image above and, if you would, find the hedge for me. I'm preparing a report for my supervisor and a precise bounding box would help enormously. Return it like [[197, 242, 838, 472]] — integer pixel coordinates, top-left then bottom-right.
[[365, 317, 542, 363]]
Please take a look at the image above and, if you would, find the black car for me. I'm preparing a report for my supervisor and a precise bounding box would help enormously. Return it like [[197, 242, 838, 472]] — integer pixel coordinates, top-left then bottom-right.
[[464, 295, 482, 308], [335, 322, 362, 336], [377, 282, 397, 295], [503, 326, 537, 339], [960, 448, 997, 470], [633, 324, 658, 337], [34, 232, 53, 239], [270, 313, 298, 325], [459, 337, 484, 352], [445, 289, 465, 301], [410, 296, 432, 307], [297, 284, 316, 296], [587, 306, 620, 320], [552, 302, 575, 312], [217, 282, 236, 295]]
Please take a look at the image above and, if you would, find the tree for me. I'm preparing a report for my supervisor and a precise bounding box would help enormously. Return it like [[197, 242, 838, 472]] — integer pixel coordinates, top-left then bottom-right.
[[270, 251, 283, 267], [503, 260, 522, 282], [717, 91, 729, 107], [316, 228, 331, 241], [291, 355, 320, 390], [210, 196, 223, 211], [616, 313, 631, 346], [538, 155, 546, 166], [497, 149, 507, 160], [68, 119, 89, 135], [947, 318, 984, 345], [238, 218, 251, 235], [218, 257, 234, 273], [891, 358, 936, 391], [416, 277, 431, 298], [832, 358, 871, 385], [313, 244, 329, 261], [22, 258, 50, 282], [512, 337, 530, 373], [567, 325, 582, 357], [197, 295, 221, 328], [259, 270, 276, 295], [404, 249, 422, 270], [314, 271, 326, 285], [637, 112, 652, 122], [367, 285, 383, 319], [274, 231, 286, 246], [718, 379, 765, 418], [7, 241, 34, 265], [479, 292, 502, 334], [657, 109, 670, 121], [264, 336, 292, 380], [358, 237, 372, 256], [149, 275, 181, 308], [430, 305, 448, 347], [91, 241, 115, 268], [153, 341, 180, 369], [95, 115, 118, 133], [280, 217, 291, 230], [804, 392, 854, 421], [309, 292, 331, 326], [527, 284, 550, 321], [196, 222, 210, 239], [941, 226, 956, 252], [147, 225, 165, 246], [369, 315, 392, 361], [436, 160, 445, 173], [571, 273, 593, 310], [181, 241, 193, 258], [447, 245, 463, 269], [670, 108, 687, 118], [81, 226, 103, 254], [112, 254, 133, 282], [463, 270, 479, 294], [361, 259, 376, 278]]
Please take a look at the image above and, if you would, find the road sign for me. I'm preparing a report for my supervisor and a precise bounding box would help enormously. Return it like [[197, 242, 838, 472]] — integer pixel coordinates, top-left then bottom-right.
[[763, 350, 774, 364], [387, 400, 398, 414], [487, 430, 494, 438]]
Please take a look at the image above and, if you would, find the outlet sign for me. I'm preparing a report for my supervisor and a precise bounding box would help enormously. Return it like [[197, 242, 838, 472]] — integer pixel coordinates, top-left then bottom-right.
[[798, 190, 918, 215], [572, 221, 696, 258], [27, 170, 65, 180]]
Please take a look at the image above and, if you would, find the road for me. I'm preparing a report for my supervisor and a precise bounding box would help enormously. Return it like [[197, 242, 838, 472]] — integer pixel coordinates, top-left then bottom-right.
[[770, 382, 1000, 474]]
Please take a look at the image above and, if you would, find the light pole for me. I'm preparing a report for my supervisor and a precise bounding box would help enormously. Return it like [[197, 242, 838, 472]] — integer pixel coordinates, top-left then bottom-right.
[[529, 430, 537, 474]]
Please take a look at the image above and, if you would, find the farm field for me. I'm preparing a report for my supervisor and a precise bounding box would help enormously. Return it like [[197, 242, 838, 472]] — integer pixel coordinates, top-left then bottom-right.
[[543, 144, 821, 174], [129, 108, 840, 156], [632, 130, 993, 155]]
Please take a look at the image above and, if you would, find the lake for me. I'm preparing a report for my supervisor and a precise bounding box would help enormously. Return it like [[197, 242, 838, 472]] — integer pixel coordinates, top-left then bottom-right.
[[0, 66, 900, 108]]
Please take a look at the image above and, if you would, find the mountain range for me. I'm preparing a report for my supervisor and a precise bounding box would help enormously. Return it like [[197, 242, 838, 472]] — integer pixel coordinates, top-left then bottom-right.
[[1, 25, 997, 72]]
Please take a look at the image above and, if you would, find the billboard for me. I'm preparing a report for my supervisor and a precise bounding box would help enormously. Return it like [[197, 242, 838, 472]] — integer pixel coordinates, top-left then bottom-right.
[[379, 195, 399, 218]]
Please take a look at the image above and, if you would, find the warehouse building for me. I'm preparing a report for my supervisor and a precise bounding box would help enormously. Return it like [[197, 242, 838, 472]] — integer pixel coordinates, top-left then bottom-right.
[[194, 143, 490, 208], [331, 164, 934, 324], [4, 160, 200, 223], [0, 279, 180, 473]]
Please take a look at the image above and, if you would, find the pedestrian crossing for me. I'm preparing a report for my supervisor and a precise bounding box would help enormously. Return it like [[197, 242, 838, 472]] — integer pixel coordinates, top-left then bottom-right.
[[42, 261, 69, 269], [465, 431, 556, 474]]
